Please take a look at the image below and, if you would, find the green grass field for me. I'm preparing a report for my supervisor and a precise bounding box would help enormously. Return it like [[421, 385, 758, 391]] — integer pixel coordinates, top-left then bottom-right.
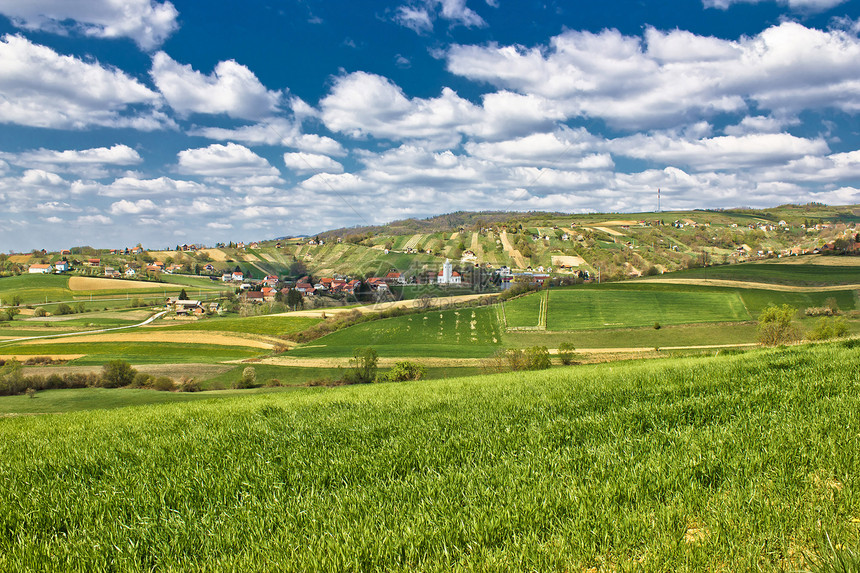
[[670, 260, 860, 286], [153, 315, 321, 337], [0, 341, 857, 571], [0, 341, 263, 364], [289, 306, 502, 358], [504, 287, 750, 331]]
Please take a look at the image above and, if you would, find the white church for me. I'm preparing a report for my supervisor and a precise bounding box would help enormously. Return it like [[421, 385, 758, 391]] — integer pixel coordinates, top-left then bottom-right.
[[436, 259, 462, 285]]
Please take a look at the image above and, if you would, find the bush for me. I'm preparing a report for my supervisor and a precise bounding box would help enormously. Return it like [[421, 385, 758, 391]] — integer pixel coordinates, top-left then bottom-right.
[[485, 346, 552, 373], [55, 303, 73, 315], [151, 376, 175, 391], [264, 378, 283, 387], [343, 347, 378, 384], [525, 346, 552, 370], [382, 361, 426, 383], [805, 306, 838, 317], [33, 307, 47, 317], [757, 304, 802, 346], [558, 342, 578, 365], [233, 367, 257, 389], [807, 317, 850, 341], [101, 360, 138, 388], [178, 377, 202, 392]]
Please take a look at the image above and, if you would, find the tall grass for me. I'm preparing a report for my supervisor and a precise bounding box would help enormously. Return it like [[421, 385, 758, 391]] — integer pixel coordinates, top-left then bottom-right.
[[0, 341, 857, 571]]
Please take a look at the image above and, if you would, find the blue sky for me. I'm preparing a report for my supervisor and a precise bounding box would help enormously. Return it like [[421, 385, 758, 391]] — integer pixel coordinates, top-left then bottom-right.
[[0, 0, 858, 252]]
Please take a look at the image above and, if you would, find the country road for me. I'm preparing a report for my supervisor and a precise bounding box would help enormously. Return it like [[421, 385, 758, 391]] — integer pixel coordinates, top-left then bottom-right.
[[0, 311, 168, 346]]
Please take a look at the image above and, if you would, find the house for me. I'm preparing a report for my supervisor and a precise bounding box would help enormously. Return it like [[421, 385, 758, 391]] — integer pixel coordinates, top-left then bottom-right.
[[172, 299, 203, 315], [384, 271, 405, 285], [262, 275, 278, 286], [249, 242, 260, 249], [261, 286, 276, 301], [221, 273, 232, 282], [53, 261, 70, 272], [231, 271, 244, 282], [166, 264, 183, 274], [87, 258, 101, 266], [204, 263, 215, 272], [145, 264, 162, 272], [244, 291, 265, 303], [131, 247, 143, 254], [295, 282, 314, 293], [437, 259, 461, 285], [28, 263, 52, 274], [60, 249, 71, 256], [104, 267, 120, 277], [125, 268, 136, 277]]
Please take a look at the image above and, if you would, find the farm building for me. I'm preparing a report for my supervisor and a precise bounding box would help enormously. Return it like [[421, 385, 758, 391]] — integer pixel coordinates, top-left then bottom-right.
[[28, 263, 52, 274]]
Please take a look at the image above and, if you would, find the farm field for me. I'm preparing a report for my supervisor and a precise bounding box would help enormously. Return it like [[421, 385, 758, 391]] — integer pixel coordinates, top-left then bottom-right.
[[288, 306, 502, 358], [150, 315, 321, 337], [0, 341, 857, 571], [667, 260, 860, 286]]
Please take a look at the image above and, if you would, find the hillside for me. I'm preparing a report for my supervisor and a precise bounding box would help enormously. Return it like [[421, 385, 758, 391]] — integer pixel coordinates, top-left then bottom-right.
[[1, 341, 857, 571]]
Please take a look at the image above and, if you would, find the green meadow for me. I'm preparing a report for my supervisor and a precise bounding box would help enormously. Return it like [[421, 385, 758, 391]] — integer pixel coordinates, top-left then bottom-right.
[[153, 315, 321, 337], [0, 341, 857, 571], [673, 261, 860, 286], [288, 306, 502, 358], [0, 341, 262, 365]]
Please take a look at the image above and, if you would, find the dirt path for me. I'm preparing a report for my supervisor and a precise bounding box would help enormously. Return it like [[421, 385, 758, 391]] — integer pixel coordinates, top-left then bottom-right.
[[499, 231, 527, 269], [634, 278, 860, 292]]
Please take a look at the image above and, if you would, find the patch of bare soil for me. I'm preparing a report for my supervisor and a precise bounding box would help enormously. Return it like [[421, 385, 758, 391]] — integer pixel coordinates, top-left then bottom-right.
[[199, 248, 229, 261], [551, 255, 586, 267], [69, 276, 163, 291], [20, 332, 275, 349]]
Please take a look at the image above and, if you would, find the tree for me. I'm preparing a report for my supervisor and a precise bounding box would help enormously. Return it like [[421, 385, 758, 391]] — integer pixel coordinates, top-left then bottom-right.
[[382, 361, 426, 382], [757, 304, 802, 346], [55, 303, 73, 315], [525, 346, 552, 370], [287, 289, 304, 311], [179, 288, 189, 300], [345, 347, 378, 384], [101, 360, 137, 388], [558, 343, 578, 365]]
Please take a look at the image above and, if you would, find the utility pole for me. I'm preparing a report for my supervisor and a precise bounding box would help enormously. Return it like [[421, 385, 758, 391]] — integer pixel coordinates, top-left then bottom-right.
[[658, 188, 661, 213]]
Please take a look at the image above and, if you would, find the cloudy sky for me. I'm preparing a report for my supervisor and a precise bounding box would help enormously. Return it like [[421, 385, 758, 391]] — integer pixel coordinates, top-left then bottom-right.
[[1, 0, 859, 251]]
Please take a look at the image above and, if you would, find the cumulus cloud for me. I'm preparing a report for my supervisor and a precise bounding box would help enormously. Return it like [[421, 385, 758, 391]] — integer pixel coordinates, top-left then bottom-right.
[[0, 0, 179, 50], [3, 144, 142, 177], [0, 35, 166, 130], [283, 153, 344, 175], [151, 52, 282, 120], [78, 176, 214, 198], [177, 143, 281, 179], [109, 199, 158, 215], [190, 118, 346, 156], [394, 0, 485, 33], [611, 131, 829, 171], [446, 22, 860, 129]]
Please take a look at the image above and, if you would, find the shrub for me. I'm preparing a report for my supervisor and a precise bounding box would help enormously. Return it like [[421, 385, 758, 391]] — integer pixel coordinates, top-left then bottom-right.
[[343, 347, 378, 384], [558, 342, 578, 365], [55, 303, 73, 316], [525, 346, 552, 370], [757, 304, 802, 346], [264, 378, 283, 387], [382, 361, 426, 383], [33, 307, 47, 317], [807, 317, 850, 341], [131, 372, 151, 388], [151, 376, 175, 391], [653, 321, 661, 330], [178, 377, 201, 392], [101, 360, 138, 388], [233, 367, 257, 389], [805, 306, 838, 317]]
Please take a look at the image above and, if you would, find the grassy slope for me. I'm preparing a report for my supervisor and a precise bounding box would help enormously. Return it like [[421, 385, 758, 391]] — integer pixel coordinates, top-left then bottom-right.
[[0, 341, 857, 571], [672, 261, 860, 286], [152, 315, 321, 337], [0, 341, 262, 364]]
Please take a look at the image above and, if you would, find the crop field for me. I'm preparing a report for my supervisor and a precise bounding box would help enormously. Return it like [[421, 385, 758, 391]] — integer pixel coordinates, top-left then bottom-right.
[[0, 341, 857, 571], [671, 260, 860, 286], [153, 315, 321, 337], [0, 341, 263, 364], [504, 287, 750, 331], [288, 306, 502, 358]]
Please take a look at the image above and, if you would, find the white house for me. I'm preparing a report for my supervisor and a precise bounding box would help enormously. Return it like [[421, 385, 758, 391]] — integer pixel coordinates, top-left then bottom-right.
[[53, 261, 70, 272], [437, 259, 462, 285], [28, 263, 52, 274]]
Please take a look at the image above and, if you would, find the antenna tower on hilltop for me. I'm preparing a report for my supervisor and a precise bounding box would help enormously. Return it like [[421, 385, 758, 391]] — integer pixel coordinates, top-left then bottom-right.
[[657, 188, 661, 213]]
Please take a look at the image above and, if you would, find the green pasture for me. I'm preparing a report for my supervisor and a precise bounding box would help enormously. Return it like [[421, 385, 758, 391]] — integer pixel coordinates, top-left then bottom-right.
[[0, 341, 262, 364], [153, 315, 321, 337], [289, 306, 502, 358], [670, 260, 860, 286], [503, 292, 543, 328], [0, 342, 857, 570], [0, 274, 71, 305]]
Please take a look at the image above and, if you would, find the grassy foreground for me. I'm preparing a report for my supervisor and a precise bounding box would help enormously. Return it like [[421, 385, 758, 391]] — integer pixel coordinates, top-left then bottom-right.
[[1, 341, 858, 571]]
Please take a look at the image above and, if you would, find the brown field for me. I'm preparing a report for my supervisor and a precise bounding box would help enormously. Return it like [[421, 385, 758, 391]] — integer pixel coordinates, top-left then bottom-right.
[[8, 255, 31, 263], [272, 293, 498, 319], [20, 331, 275, 349], [68, 276, 165, 291], [768, 255, 860, 266], [0, 354, 85, 361], [551, 255, 586, 267], [592, 226, 625, 237], [20, 362, 232, 380], [596, 220, 640, 226], [198, 248, 229, 261]]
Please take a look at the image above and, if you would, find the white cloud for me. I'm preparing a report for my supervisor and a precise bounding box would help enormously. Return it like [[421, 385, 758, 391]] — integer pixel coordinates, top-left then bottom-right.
[[723, 115, 800, 135], [320, 71, 481, 144], [611, 132, 829, 171], [0, 35, 165, 130], [395, 0, 485, 33], [151, 52, 281, 120], [4, 144, 143, 177], [0, 0, 179, 50], [206, 222, 233, 230], [77, 214, 113, 225], [284, 153, 344, 175], [109, 199, 158, 215], [189, 118, 346, 156], [464, 129, 608, 169], [177, 143, 282, 179], [703, 0, 847, 12], [446, 22, 860, 129], [80, 176, 214, 198]]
